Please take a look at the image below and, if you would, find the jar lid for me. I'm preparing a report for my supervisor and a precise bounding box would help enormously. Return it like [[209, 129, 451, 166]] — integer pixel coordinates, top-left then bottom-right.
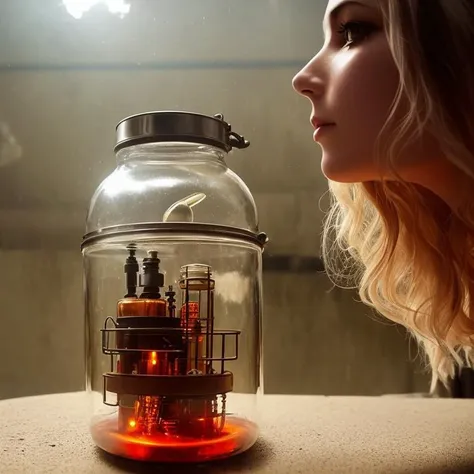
[[115, 111, 250, 153]]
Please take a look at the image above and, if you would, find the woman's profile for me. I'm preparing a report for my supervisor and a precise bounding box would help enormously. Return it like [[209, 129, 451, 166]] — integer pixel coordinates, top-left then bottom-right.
[[292, 0, 474, 393]]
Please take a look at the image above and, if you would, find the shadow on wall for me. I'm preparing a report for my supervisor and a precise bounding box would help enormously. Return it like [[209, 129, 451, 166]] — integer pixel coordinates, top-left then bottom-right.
[[262, 266, 430, 396]]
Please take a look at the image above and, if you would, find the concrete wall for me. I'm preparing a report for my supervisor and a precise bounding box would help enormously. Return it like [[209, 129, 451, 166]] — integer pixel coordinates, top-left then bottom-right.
[[0, 0, 429, 400]]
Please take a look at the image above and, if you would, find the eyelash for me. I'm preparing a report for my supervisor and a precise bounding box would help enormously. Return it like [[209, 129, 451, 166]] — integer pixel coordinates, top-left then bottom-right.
[[337, 21, 376, 47]]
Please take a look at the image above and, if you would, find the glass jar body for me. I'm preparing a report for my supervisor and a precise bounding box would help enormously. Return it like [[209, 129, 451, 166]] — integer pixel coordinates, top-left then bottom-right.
[[85, 142, 259, 234], [84, 232, 263, 463]]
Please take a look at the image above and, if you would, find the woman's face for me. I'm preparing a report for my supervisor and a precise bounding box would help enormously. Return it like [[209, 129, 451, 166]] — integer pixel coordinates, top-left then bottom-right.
[[292, 0, 400, 182]]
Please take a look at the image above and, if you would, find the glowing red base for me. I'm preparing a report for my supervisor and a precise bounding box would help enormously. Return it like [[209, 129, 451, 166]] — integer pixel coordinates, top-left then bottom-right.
[[90, 414, 259, 463]]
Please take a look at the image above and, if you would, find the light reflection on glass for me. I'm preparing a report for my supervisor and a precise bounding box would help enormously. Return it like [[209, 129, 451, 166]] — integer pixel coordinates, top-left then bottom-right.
[[102, 168, 180, 198]]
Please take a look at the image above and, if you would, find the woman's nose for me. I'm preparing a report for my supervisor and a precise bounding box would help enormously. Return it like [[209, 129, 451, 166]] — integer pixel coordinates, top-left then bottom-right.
[[292, 59, 325, 99]]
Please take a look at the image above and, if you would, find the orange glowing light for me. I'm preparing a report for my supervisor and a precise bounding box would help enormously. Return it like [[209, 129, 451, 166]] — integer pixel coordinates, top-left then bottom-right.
[[128, 419, 136, 428], [90, 415, 258, 463]]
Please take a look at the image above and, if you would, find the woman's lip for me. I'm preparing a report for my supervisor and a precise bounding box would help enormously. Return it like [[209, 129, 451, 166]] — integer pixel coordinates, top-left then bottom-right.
[[310, 116, 335, 128], [313, 123, 335, 141]]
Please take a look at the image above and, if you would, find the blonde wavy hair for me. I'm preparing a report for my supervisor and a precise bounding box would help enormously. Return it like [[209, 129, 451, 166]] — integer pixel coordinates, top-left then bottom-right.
[[322, 0, 474, 391]]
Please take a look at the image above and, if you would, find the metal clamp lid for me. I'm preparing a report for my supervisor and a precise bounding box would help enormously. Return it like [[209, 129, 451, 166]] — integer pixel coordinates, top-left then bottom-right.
[[114, 111, 250, 153]]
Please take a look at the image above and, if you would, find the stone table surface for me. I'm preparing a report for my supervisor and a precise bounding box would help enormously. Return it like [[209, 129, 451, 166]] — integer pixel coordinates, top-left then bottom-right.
[[1, 392, 474, 473]]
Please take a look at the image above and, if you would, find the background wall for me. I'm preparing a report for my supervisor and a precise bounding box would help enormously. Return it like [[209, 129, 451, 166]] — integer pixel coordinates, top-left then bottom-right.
[[0, 0, 429, 400]]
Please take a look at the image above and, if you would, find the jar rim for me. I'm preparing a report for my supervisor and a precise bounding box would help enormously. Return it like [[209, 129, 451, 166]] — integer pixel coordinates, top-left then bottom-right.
[[81, 222, 268, 250]]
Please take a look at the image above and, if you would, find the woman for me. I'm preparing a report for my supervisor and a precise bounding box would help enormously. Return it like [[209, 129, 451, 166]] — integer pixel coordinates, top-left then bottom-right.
[[292, 0, 474, 394]]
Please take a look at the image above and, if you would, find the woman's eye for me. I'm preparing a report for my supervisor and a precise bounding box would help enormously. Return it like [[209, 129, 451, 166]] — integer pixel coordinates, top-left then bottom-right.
[[337, 21, 375, 47]]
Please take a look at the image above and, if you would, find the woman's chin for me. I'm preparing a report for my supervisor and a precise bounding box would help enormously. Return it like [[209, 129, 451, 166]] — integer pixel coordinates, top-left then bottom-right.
[[320, 154, 369, 183], [321, 154, 349, 182]]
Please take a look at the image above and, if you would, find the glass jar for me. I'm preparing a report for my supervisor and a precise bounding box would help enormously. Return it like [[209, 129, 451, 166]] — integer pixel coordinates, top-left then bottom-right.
[[82, 111, 267, 463]]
